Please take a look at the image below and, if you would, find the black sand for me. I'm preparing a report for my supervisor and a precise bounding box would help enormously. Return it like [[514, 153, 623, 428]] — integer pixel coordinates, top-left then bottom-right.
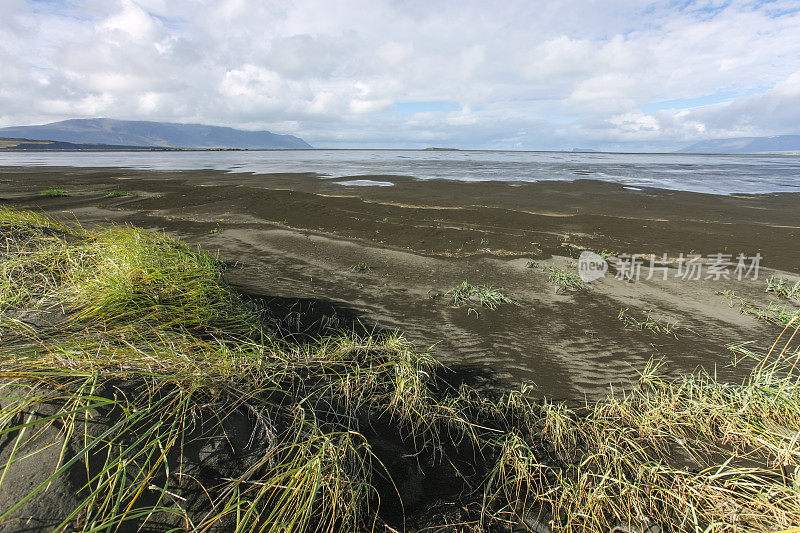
[[1, 166, 798, 399]]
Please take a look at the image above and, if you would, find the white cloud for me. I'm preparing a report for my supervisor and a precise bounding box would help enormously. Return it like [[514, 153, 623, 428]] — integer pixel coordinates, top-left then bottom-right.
[[376, 41, 413, 66], [97, 0, 163, 42], [1, 0, 799, 149], [565, 74, 640, 114], [446, 107, 477, 126]]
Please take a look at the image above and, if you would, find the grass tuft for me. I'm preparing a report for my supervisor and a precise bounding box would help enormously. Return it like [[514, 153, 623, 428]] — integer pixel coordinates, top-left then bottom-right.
[[618, 307, 681, 337], [766, 275, 800, 299], [720, 289, 800, 327], [349, 262, 371, 273], [103, 190, 137, 198], [39, 188, 69, 197], [548, 266, 586, 293], [447, 280, 517, 310]]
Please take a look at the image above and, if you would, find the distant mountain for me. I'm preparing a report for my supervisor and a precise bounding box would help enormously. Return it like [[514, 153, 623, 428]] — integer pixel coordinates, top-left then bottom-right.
[[571, 148, 597, 152], [0, 137, 163, 151], [677, 135, 800, 154], [0, 119, 311, 149]]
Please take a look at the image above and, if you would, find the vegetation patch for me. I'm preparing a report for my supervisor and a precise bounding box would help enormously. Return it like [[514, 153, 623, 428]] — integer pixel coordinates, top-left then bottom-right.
[[720, 289, 800, 327], [349, 262, 371, 273], [618, 307, 682, 337], [2, 208, 800, 532], [103, 189, 137, 198], [597, 248, 619, 259], [39, 188, 69, 197], [548, 266, 586, 293], [447, 280, 517, 310], [766, 275, 800, 299], [0, 207, 263, 337]]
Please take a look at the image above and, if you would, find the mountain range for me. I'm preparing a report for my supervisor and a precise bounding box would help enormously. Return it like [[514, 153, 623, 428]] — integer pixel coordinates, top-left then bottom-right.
[[0, 119, 311, 149], [2, 118, 799, 153], [0, 137, 167, 151]]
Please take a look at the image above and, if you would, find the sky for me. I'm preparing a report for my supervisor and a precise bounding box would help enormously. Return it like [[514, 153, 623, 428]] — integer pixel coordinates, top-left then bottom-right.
[[1, 0, 800, 150]]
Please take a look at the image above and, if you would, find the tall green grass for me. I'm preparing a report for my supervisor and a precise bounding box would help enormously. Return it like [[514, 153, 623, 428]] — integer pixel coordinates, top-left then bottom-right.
[[0, 349, 376, 532], [0, 207, 264, 339], [482, 324, 800, 531], [0, 209, 459, 531]]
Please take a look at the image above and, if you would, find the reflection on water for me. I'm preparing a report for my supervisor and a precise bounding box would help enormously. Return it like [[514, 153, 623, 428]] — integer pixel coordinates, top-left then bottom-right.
[[333, 179, 395, 187], [1, 149, 799, 195]]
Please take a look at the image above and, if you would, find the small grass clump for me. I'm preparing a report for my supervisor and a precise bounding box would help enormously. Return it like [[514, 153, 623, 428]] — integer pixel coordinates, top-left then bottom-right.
[[447, 280, 517, 310], [598, 248, 619, 259], [103, 189, 137, 198], [618, 307, 681, 337], [548, 266, 586, 293], [749, 302, 800, 326], [766, 275, 800, 299], [39, 188, 69, 197], [349, 262, 371, 273], [720, 289, 800, 327]]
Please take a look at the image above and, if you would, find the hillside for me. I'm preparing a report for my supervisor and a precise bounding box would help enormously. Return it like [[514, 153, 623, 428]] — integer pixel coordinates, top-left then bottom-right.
[[677, 135, 800, 154], [0, 118, 311, 149], [0, 137, 161, 151]]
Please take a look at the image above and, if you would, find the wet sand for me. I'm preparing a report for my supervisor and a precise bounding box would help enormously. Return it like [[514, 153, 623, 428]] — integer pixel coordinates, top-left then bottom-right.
[[1, 166, 798, 399]]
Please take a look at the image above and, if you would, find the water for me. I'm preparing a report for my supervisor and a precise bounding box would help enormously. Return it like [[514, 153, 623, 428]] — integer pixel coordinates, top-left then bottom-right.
[[1, 149, 799, 195]]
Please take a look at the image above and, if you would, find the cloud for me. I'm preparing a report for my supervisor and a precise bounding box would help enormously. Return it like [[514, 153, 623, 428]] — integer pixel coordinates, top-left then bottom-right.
[[1, 0, 799, 148]]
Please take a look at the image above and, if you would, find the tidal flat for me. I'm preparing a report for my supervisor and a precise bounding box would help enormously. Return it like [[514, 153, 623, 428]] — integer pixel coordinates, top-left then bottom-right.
[[0, 166, 799, 531], [1, 166, 798, 398]]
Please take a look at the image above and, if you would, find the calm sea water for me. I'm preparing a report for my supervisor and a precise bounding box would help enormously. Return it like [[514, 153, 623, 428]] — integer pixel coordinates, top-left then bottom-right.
[[1, 149, 799, 195]]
